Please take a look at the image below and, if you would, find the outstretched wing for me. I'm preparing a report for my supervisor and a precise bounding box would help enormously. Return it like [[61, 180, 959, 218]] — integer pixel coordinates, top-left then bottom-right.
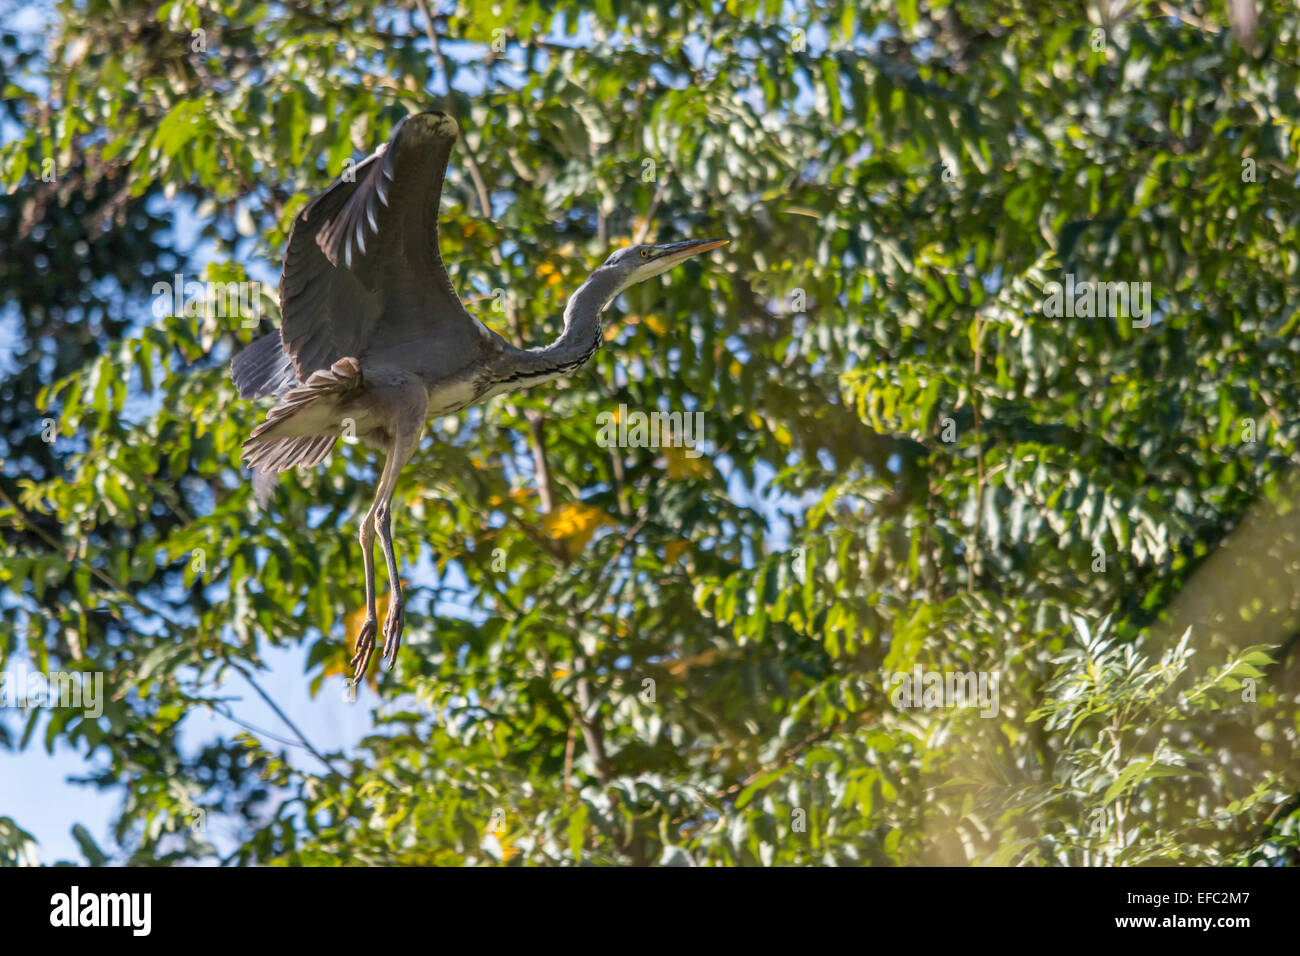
[[277, 110, 487, 380]]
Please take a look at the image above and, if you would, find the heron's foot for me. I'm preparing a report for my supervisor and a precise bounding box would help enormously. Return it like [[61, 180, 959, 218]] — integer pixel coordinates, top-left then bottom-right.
[[382, 595, 405, 670], [350, 616, 378, 684]]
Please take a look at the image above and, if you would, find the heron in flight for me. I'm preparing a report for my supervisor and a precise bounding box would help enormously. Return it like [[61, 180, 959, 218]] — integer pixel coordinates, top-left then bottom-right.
[[229, 110, 727, 683]]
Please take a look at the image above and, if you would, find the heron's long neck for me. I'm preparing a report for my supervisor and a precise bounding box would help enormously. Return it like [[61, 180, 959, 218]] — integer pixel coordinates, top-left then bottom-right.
[[492, 268, 622, 386]]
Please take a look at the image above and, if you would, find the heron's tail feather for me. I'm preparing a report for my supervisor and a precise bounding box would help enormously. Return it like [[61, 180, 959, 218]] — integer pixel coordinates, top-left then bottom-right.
[[231, 331, 296, 400], [240, 357, 362, 503], [245, 435, 338, 505], [251, 463, 280, 507], [244, 357, 362, 445]]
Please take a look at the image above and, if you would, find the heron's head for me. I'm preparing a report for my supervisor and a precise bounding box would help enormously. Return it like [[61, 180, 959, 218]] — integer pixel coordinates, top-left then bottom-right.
[[600, 238, 729, 295]]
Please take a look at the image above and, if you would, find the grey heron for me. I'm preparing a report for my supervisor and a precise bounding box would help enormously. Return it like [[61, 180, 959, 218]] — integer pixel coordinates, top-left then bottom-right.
[[229, 110, 727, 683]]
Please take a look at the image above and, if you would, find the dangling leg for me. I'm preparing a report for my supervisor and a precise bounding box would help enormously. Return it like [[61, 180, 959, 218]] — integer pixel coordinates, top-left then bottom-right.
[[349, 432, 406, 682], [348, 383, 427, 684], [376, 499, 404, 669], [377, 426, 422, 670], [349, 500, 381, 683]]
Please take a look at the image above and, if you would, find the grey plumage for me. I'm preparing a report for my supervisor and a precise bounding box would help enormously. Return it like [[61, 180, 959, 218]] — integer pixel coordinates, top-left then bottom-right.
[[228, 109, 727, 682], [230, 329, 294, 401]]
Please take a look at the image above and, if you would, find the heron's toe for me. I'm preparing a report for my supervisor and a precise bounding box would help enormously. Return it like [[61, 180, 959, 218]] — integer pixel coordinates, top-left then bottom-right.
[[381, 600, 405, 670], [350, 617, 378, 684]]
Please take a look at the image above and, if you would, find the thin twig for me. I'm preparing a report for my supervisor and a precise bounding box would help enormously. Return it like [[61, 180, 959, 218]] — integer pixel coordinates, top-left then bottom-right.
[[0, 484, 341, 774], [633, 178, 667, 245], [227, 660, 340, 772], [415, 0, 614, 788], [412, 0, 493, 218]]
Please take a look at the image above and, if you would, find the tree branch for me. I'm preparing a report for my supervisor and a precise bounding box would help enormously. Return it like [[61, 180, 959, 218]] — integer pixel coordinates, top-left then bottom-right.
[[0, 485, 342, 776]]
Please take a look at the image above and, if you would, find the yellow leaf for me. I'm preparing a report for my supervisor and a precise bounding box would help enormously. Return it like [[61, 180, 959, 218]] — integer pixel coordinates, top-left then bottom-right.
[[498, 824, 518, 863], [542, 503, 612, 550], [663, 444, 710, 480], [536, 261, 564, 287], [607, 314, 640, 340], [644, 315, 669, 335], [664, 648, 726, 677]]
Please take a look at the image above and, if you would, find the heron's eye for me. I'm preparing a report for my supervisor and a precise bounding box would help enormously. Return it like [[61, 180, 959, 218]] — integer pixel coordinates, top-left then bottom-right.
[[640, 248, 651, 259]]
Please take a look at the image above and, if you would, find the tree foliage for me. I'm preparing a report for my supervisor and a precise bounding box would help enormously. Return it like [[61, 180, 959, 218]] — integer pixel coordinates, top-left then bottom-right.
[[3, 0, 1300, 865]]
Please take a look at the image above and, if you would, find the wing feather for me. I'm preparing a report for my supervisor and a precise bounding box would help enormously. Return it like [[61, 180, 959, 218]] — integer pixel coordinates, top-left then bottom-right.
[[277, 111, 488, 382], [231, 331, 296, 400]]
